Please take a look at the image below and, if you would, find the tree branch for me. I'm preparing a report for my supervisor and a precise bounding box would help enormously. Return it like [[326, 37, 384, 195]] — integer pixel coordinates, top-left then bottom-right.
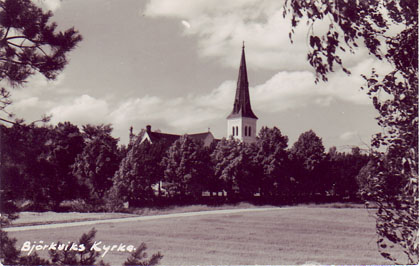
[[0, 117, 17, 125]]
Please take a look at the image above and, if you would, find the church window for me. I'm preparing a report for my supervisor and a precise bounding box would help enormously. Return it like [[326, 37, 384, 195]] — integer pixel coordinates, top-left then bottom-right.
[[249, 126, 252, 136], [235, 126, 238, 136], [232, 127, 235, 136]]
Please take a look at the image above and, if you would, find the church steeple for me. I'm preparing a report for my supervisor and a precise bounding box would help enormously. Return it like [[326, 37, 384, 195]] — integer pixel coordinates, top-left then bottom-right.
[[226, 43, 258, 143], [227, 43, 258, 119]]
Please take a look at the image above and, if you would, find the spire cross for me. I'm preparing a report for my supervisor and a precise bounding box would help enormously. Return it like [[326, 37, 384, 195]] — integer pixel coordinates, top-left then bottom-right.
[[242, 41, 245, 49]]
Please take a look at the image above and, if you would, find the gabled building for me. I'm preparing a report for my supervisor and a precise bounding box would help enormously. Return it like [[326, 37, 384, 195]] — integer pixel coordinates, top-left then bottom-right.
[[138, 125, 215, 147]]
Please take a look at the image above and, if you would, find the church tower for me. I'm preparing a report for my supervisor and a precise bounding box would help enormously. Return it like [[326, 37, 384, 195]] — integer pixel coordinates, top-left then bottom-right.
[[227, 43, 258, 143]]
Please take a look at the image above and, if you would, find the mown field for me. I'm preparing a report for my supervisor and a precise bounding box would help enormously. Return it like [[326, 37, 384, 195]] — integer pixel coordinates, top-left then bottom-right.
[[8, 206, 395, 265]]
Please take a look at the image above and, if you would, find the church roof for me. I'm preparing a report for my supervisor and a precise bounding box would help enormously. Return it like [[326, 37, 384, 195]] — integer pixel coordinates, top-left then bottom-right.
[[141, 126, 216, 147], [227, 44, 258, 120], [147, 131, 180, 144], [187, 132, 214, 141]]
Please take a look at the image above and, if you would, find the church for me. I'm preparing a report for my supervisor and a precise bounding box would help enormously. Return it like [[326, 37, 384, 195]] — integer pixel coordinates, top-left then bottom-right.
[[131, 44, 258, 146]]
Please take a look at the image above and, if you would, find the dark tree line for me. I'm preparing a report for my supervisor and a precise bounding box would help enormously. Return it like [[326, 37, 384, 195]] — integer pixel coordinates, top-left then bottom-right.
[[1, 123, 370, 212], [0, 122, 124, 211]]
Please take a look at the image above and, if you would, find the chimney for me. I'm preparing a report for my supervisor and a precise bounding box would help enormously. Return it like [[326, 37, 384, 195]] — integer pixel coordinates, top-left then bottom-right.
[[146, 125, 151, 133]]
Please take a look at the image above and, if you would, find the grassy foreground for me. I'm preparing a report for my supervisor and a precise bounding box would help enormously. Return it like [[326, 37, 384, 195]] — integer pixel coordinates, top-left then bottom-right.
[[8, 206, 393, 265]]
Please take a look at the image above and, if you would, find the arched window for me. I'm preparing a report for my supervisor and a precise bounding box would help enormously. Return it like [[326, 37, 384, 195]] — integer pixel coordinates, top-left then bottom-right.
[[244, 126, 247, 136], [232, 127, 235, 136], [248, 126, 251, 137], [235, 126, 238, 136]]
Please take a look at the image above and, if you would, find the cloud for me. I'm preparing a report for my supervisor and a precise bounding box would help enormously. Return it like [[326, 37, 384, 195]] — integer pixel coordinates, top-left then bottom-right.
[[181, 20, 191, 29], [5, 73, 67, 121], [144, 0, 308, 71], [339, 131, 359, 141], [48, 95, 110, 125], [36, 0, 62, 11], [13, 97, 40, 110], [251, 66, 372, 113], [144, 0, 374, 73]]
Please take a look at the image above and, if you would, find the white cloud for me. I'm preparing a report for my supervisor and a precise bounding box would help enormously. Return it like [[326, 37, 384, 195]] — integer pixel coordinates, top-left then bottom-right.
[[339, 131, 359, 141], [145, 0, 308, 71], [48, 95, 110, 125], [181, 20, 191, 29], [5, 72, 67, 121], [13, 97, 39, 110], [251, 66, 373, 113], [144, 0, 374, 73], [36, 0, 62, 11]]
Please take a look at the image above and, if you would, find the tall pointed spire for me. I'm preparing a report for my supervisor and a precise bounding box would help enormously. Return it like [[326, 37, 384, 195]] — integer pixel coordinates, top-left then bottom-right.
[[227, 43, 258, 119]]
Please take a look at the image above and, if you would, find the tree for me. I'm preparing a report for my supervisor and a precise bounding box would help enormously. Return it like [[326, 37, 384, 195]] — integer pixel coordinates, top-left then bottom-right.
[[0, 0, 82, 119], [161, 136, 210, 200], [254, 126, 289, 199], [289, 130, 326, 197], [72, 124, 120, 205], [1, 122, 86, 210], [0, 123, 58, 209], [123, 243, 163, 266], [111, 139, 166, 206], [327, 146, 370, 200], [284, 0, 418, 263], [47, 122, 85, 205], [211, 138, 258, 200]]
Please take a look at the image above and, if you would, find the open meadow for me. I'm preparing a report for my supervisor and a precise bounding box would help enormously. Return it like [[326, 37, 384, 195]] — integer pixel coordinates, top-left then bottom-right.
[[8, 206, 393, 265]]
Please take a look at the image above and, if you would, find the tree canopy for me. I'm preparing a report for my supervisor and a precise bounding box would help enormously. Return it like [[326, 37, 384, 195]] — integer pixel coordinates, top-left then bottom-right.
[[0, 0, 82, 121], [161, 136, 209, 199], [254, 126, 289, 197], [72, 124, 120, 205], [0, 0, 82, 85]]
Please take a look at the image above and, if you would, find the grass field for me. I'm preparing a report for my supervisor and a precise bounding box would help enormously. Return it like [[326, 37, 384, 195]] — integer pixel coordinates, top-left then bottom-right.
[[8, 206, 395, 265]]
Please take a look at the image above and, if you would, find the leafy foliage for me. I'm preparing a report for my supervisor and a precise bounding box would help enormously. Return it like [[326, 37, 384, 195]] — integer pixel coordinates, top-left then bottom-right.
[[112, 138, 166, 206], [47, 122, 85, 205], [161, 135, 210, 199], [284, 0, 418, 263], [328, 146, 370, 199], [254, 126, 289, 197], [0, 0, 82, 119], [290, 130, 325, 172], [72, 124, 120, 205], [211, 138, 258, 199], [0, 229, 22, 265], [289, 130, 326, 196], [1, 122, 84, 209], [49, 228, 105, 265], [0, 0, 82, 85], [123, 243, 163, 266]]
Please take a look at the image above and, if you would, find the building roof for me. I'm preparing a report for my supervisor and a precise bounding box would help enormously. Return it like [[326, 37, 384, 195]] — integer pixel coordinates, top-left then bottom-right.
[[227, 44, 258, 120], [147, 131, 180, 144], [188, 132, 214, 141], [141, 125, 216, 147]]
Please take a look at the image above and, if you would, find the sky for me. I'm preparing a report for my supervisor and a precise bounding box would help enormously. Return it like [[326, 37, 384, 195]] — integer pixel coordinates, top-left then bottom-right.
[[6, 0, 393, 150]]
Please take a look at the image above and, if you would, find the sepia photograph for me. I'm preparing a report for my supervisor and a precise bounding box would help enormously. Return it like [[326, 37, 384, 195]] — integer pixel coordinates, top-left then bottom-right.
[[0, 0, 418, 265]]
